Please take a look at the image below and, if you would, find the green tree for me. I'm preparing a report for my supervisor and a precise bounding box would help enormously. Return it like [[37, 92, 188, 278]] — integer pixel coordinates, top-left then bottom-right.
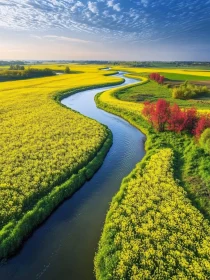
[[64, 66, 70, 74]]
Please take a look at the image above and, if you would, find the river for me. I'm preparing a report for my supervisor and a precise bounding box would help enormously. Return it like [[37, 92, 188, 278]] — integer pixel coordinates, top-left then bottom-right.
[[0, 72, 145, 280]]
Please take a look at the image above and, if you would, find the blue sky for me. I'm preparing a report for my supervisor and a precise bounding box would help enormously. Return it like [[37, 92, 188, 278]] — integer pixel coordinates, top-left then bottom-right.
[[0, 0, 210, 60]]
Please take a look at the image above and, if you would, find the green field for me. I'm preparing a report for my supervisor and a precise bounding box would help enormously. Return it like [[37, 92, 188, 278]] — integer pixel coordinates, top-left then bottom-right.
[[1, 64, 210, 271], [161, 72, 210, 81], [116, 80, 210, 109]]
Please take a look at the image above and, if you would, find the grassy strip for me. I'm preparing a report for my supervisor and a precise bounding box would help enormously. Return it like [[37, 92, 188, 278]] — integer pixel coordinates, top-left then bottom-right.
[[112, 66, 210, 79], [0, 129, 113, 260], [160, 72, 210, 81], [117, 77, 210, 110], [95, 149, 210, 279]]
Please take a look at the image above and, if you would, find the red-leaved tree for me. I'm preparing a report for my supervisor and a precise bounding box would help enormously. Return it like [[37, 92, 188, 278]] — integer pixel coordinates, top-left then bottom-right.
[[167, 104, 186, 133], [149, 73, 165, 84], [142, 99, 170, 132], [193, 115, 210, 138], [184, 108, 197, 133], [167, 105, 197, 133], [142, 99, 210, 138]]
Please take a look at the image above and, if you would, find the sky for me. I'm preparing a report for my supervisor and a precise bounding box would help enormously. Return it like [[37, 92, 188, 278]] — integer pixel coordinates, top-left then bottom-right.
[[0, 0, 210, 61]]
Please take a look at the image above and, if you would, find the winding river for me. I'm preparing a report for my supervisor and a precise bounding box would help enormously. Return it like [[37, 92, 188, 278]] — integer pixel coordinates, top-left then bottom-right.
[[0, 72, 145, 280]]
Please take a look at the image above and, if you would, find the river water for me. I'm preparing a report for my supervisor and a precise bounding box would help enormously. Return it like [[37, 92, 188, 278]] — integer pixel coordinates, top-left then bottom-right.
[[0, 72, 145, 280]]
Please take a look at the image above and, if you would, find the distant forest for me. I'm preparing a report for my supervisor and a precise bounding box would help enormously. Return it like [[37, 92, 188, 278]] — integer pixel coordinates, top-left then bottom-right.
[[79, 61, 210, 68], [0, 60, 26, 66], [1, 60, 210, 69], [0, 67, 55, 82]]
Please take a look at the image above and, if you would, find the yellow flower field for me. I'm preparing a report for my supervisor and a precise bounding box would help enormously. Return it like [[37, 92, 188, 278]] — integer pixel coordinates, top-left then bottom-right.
[[0, 66, 123, 258], [95, 149, 210, 279]]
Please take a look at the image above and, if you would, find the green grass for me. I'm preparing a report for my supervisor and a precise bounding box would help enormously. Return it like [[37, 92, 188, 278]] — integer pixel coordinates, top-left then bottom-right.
[[123, 70, 210, 81], [160, 72, 210, 81], [116, 80, 210, 109]]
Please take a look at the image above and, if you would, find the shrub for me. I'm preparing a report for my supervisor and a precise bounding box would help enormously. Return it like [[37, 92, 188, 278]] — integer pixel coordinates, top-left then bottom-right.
[[200, 128, 210, 154], [149, 72, 165, 84], [9, 64, 25, 70], [142, 100, 210, 137], [143, 99, 170, 132], [172, 82, 209, 100], [142, 99, 197, 134], [64, 66, 71, 74], [194, 115, 210, 138], [167, 104, 197, 133]]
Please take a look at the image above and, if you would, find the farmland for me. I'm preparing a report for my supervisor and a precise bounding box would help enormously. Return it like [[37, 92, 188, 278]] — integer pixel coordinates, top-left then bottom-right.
[[95, 68, 210, 218], [0, 65, 123, 258], [113, 67, 210, 78], [116, 80, 210, 110], [95, 149, 210, 279], [95, 66, 210, 279], [1, 64, 210, 278]]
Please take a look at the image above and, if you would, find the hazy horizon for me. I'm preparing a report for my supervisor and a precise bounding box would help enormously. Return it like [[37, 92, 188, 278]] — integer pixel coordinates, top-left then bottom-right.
[[0, 0, 210, 61]]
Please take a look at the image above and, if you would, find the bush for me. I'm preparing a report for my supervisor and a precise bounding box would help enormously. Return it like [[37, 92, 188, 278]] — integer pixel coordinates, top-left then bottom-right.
[[200, 128, 210, 154], [172, 87, 196, 99], [142, 99, 170, 132], [194, 116, 210, 138], [149, 72, 164, 84], [64, 66, 71, 74], [172, 82, 209, 100], [9, 64, 25, 70], [142, 99, 210, 137]]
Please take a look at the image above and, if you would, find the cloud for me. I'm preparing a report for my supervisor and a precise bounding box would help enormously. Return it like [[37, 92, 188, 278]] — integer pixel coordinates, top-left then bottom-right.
[[43, 35, 91, 43], [141, 0, 149, 8], [107, 1, 121, 12], [88, 1, 98, 13], [0, 0, 209, 46], [107, 0, 114, 7], [30, 35, 42, 39], [70, 1, 84, 12], [113, 3, 121, 12]]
